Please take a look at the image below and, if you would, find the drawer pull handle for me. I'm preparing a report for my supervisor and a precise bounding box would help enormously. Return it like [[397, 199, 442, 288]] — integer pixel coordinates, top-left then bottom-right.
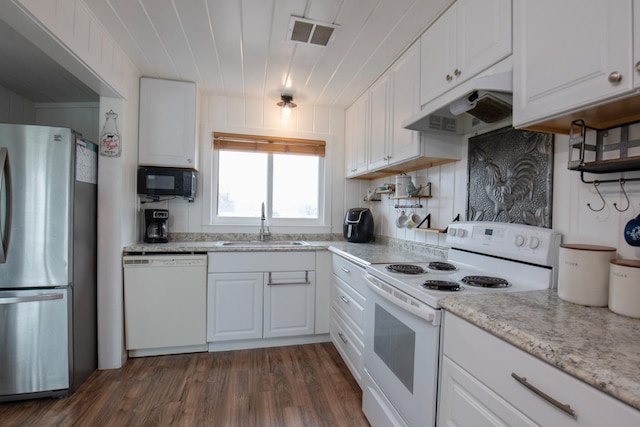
[[341, 267, 350, 274], [340, 295, 350, 304], [338, 332, 348, 344], [267, 271, 311, 286], [511, 373, 576, 418]]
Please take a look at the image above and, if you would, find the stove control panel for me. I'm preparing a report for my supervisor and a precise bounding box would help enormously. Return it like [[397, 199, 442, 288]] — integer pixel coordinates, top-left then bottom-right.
[[446, 221, 562, 267]]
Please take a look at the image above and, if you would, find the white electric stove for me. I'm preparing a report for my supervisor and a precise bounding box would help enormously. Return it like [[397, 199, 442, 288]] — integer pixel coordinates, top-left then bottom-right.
[[365, 221, 563, 309], [361, 222, 562, 427]]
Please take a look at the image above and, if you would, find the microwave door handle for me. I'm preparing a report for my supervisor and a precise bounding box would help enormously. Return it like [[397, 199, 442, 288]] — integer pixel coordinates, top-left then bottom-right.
[[0, 147, 11, 264]]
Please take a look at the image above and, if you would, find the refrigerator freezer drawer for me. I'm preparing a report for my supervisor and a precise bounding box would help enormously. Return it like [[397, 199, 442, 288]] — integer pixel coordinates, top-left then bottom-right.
[[0, 289, 69, 399]]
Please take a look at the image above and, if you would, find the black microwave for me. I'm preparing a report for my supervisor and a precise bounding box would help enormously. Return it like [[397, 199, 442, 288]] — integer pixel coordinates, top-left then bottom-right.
[[137, 167, 196, 199]]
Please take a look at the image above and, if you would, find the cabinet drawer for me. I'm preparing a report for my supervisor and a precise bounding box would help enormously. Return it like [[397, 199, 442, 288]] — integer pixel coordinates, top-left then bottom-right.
[[332, 255, 366, 296], [209, 251, 315, 273], [330, 308, 364, 386], [439, 355, 537, 427], [443, 313, 640, 426], [331, 275, 365, 334]]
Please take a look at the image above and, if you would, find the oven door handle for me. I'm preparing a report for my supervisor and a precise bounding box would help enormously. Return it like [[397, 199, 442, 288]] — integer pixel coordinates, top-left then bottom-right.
[[364, 274, 440, 325]]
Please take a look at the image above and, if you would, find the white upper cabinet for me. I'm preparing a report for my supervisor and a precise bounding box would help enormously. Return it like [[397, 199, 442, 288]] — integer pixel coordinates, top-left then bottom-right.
[[367, 72, 391, 171], [389, 42, 421, 164], [345, 93, 369, 177], [420, 0, 512, 106], [513, 0, 634, 131], [138, 77, 198, 169], [368, 42, 421, 172]]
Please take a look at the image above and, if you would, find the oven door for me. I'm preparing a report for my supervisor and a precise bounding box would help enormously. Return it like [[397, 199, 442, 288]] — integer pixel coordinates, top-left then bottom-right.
[[363, 274, 441, 427]]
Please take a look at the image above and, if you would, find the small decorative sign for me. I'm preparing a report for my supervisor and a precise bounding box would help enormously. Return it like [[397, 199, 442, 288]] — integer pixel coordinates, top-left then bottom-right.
[[100, 109, 121, 157]]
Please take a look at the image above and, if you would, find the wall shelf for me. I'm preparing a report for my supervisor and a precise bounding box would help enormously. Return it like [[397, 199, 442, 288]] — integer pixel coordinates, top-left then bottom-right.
[[415, 228, 446, 234], [568, 119, 640, 184], [389, 194, 432, 200]]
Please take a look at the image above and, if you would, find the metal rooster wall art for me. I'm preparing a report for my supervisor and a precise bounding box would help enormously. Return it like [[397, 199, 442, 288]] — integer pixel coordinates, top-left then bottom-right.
[[467, 126, 554, 228]]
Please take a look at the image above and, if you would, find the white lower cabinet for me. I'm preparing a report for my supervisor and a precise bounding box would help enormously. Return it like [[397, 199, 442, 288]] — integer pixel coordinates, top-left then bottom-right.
[[439, 313, 640, 427], [330, 254, 367, 386], [264, 271, 315, 338], [207, 251, 320, 347], [207, 272, 263, 342]]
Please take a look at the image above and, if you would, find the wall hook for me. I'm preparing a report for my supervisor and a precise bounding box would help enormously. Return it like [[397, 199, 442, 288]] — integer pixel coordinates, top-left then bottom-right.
[[587, 181, 605, 212], [613, 179, 630, 212]]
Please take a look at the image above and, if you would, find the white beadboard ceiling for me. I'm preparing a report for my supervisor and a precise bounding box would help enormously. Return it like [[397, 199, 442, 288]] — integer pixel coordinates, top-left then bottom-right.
[[81, 0, 452, 109], [0, 0, 452, 107]]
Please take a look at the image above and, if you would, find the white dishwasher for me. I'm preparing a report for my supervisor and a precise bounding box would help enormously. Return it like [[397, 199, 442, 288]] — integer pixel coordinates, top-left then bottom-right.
[[123, 254, 207, 357]]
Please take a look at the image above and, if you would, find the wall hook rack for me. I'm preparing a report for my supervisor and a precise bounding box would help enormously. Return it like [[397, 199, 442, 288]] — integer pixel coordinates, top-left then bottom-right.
[[587, 181, 606, 212], [613, 179, 630, 212]]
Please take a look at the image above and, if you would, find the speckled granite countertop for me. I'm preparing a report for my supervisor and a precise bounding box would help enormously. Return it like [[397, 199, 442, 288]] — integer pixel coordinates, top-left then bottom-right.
[[123, 236, 447, 264], [440, 289, 640, 411]]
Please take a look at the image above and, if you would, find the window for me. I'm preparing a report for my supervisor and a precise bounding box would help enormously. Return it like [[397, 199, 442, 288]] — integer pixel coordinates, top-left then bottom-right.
[[212, 132, 325, 225]]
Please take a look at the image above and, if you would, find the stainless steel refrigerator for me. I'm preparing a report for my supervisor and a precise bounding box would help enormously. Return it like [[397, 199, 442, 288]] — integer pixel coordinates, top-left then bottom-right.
[[0, 123, 98, 401]]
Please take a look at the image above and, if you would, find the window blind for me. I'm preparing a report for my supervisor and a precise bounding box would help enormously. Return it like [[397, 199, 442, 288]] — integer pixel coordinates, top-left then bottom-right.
[[213, 132, 325, 157]]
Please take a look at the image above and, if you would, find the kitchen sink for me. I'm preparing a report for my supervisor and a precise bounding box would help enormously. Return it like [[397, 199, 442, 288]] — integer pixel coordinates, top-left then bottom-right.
[[216, 240, 310, 247]]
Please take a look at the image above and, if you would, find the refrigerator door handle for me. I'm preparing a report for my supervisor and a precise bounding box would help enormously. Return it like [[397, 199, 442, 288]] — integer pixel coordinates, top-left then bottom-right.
[[0, 146, 11, 263], [0, 292, 64, 304]]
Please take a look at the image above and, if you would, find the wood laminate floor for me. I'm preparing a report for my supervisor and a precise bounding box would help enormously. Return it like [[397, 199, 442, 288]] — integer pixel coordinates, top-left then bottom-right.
[[0, 343, 370, 427]]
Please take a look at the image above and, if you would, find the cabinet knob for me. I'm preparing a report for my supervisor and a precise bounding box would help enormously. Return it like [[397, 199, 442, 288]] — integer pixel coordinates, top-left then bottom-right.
[[446, 74, 453, 81], [454, 68, 461, 77], [187, 158, 193, 163], [608, 71, 622, 84], [635, 61, 640, 73]]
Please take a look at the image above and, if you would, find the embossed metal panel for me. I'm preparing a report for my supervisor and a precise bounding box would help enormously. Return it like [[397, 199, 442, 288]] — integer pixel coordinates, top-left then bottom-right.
[[467, 126, 554, 228]]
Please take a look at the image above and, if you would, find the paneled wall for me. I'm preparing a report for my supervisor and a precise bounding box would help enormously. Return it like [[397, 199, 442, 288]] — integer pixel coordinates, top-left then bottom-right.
[[350, 126, 640, 260], [0, 86, 35, 123], [160, 93, 347, 236], [35, 102, 99, 141]]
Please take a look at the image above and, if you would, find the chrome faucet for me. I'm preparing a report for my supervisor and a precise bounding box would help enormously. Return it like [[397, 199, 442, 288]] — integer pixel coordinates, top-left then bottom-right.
[[259, 202, 271, 241]]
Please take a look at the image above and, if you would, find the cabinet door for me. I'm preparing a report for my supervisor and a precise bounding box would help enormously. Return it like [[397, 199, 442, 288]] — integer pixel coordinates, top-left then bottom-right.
[[207, 273, 263, 342], [635, 0, 640, 88], [389, 42, 420, 163], [345, 94, 368, 177], [263, 271, 315, 338], [420, 4, 457, 106], [513, 0, 633, 127], [456, 0, 511, 85], [138, 78, 198, 169], [438, 356, 537, 427], [367, 73, 391, 171]]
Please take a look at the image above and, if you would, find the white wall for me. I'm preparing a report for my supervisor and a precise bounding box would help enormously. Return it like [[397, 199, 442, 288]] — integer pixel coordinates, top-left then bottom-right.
[[0, 86, 35, 123], [157, 94, 346, 237], [35, 102, 99, 141], [350, 125, 640, 260]]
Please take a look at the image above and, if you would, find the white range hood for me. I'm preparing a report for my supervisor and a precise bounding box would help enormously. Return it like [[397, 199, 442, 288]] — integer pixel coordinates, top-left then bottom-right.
[[403, 57, 513, 134]]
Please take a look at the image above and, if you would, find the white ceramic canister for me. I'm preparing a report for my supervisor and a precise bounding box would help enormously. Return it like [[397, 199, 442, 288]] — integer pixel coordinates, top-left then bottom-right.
[[395, 174, 411, 197], [557, 244, 617, 307], [608, 259, 640, 318]]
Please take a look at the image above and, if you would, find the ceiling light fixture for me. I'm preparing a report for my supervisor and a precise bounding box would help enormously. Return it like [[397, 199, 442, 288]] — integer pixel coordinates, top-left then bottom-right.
[[277, 95, 297, 116]]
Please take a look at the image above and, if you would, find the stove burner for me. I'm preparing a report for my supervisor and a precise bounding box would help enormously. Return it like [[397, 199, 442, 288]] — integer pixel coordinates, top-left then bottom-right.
[[428, 261, 457, 271], [461, 275, 511, 288], [386, 264, 425, 275], [422, 280, 462, 292]]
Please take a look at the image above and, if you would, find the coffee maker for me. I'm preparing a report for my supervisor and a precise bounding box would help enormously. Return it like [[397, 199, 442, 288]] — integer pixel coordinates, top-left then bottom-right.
[[144, 209, 169, 243]]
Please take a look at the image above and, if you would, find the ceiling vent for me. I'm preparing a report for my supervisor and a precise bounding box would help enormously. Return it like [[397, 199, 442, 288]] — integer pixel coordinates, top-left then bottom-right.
[[287, 16, 338, 47]]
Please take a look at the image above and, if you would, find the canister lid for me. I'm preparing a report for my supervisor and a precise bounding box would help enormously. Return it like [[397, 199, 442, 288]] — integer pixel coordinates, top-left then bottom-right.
[[560, 243, 617, 251], [610, 259, 640, 268]]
